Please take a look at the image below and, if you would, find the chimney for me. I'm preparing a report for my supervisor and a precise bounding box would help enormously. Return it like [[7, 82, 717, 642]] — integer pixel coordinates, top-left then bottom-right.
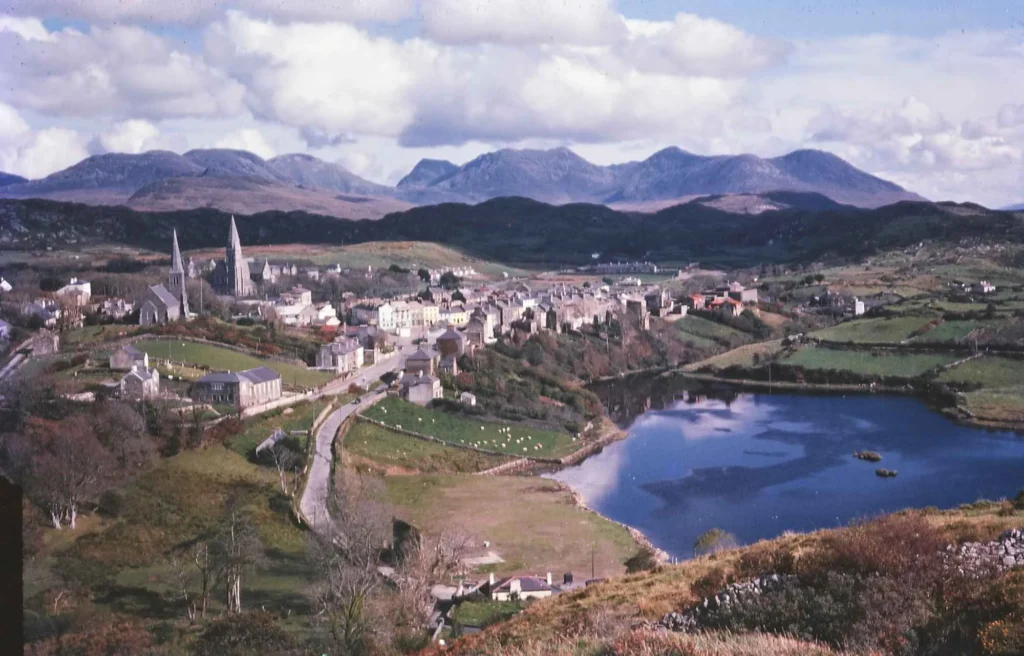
[[488, 572, 495, 587], [546, 572, 552, 586]]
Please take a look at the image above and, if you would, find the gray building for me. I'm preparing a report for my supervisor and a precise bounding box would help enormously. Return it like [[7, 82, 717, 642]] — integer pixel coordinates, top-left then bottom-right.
[[110, 344, 149, 371], [120, 366, 160, 400], [213, 217, 255, 297], [191, 366, 282, 409], [139, 230, 190, 325]]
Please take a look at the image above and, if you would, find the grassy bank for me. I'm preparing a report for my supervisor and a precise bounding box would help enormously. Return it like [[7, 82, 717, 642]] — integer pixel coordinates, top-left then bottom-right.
[[137, 339, 333, 388], [345, 419, 513, 474]]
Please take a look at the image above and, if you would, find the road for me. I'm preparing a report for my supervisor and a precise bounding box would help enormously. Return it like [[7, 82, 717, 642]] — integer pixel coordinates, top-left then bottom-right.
[[300, 329, 442, 530]]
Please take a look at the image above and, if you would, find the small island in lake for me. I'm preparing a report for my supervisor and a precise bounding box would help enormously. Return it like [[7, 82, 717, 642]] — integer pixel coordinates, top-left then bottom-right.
[[875, 468, 898, 478], [854, 450, 882, 462]]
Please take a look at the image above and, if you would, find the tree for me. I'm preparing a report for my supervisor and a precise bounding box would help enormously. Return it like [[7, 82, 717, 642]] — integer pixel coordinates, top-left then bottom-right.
[[211, 498, 265, 614], [263, 439, 301, 495], [693, 528, 738, 557], [92, 402, 154, 473], [451, 290, 466, 303], [308, 475, 392, 655], [29, 422, 111, 529], [439, 271, 461, 290], [417, 268, 430, 282], [393, 528, 471, 631]]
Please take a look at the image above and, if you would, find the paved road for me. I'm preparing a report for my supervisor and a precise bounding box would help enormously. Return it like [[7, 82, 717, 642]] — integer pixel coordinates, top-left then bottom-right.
[[300, 330, 442, 530]]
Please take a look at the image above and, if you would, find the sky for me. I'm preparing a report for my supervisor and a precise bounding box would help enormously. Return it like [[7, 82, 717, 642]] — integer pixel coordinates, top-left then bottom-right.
[[0, 0, 1022, 207]]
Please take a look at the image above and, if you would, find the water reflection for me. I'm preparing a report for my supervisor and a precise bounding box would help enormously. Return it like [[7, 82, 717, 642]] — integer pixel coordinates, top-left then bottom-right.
[[551, 377, 1024, 560]]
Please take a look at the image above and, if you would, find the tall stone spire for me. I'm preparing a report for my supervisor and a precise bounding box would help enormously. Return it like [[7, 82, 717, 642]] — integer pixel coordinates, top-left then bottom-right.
[[170, 229, 184, 273], [228, 215, 241, 251], [224, 215, 254, 297]]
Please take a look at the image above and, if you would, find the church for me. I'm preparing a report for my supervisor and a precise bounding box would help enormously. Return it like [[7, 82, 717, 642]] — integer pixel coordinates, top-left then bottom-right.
[[212, 216, 255, 298], [139, 230, 191, 325]]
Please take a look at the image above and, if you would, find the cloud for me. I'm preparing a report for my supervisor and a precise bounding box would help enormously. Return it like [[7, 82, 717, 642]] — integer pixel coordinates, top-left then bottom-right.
[[998, 104, 1024, 129], [421, 0, 625, 45], [300, 126, 356, 149], [0, 14, 51, 41], [0, 104, 89, 179], [0, 21, 246, 120], [91, 119, 161, 154], [1, 1, 414, 25], [215, 128, 276, 159]]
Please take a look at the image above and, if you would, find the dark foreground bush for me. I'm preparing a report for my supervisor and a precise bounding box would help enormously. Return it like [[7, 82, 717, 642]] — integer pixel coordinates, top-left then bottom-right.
[[194, 611, 293, 656]]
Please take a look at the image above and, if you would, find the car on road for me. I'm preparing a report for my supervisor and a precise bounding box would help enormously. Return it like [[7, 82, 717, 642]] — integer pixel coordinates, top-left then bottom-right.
[[353, 396, 362, 404]]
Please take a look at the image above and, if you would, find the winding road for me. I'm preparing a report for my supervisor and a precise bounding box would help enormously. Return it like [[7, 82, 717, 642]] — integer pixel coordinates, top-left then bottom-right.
[[300, 329, 442, 530]]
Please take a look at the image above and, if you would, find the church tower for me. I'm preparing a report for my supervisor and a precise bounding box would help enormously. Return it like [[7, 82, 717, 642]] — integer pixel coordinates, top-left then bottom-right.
[[168, 229, 190, 316], [225, 216, 254, 297]]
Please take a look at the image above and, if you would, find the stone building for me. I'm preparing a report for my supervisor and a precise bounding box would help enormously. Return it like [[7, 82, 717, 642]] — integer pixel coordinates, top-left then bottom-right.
[[435, 326, 465, 358], [404, 348, 436, 376], [191, 366, 282, 409], [139, 230, 191, 325], [120, 365, 160, 400], [213, 217, 255, 297], [316, 338, 364, 374], [399, 372, 442, 406], [110, 344, 149, 371]]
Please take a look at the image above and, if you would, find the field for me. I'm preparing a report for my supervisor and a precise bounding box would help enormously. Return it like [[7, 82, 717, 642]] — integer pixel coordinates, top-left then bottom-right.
[[187, 240, 529, 278], [675, 315, 752, 348], [136, 339, 333, 389], [450, 600, 525, 628], [361, 397, 580, 459], [26, 446, 313, 641], [63, 324, 142, 347], [912, 319, 1002, 343], [812, 315, 934, 344], [384, 474, 638, 577], [227, 399, 331, 458], [345, 420, 513, 474], [937, 356, 1024, 423], [780, 346, 957, 377], [687, 340, 784, 370]]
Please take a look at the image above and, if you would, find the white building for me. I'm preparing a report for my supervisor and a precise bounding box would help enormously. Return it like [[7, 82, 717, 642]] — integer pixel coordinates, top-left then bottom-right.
[[0, 277, 12, 293], [376, 303, 396, 331], [55, 277, 92, 306]]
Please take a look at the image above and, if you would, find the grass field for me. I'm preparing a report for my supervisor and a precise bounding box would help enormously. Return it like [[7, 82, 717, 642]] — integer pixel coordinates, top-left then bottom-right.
[[914, 319, 1003, 343], [688, 340, 784, 371], [384, 474, 638, 577], [812, 315, 935, 344], [228, 399, 331, 458], [675, 315, 752, 348], [780, 346, 957, 377], [38, 446, 312, 633], [137, 340, 333, 389], [361, 397, 579, 459], [63, 324, 141, 347], [938, 356, 1024, 387], [345, 420, 512, 474], [451, 600, 525, 628]]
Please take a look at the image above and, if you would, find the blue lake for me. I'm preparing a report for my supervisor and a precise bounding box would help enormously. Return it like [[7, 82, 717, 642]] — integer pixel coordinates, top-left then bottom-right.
[[551, 390, 1024, 560]]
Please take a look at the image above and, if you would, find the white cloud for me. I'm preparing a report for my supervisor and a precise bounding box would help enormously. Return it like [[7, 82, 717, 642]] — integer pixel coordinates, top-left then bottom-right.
[[998, 104, 1024, 129], [421, 0, 624, 45], [2, 1, 414, 25], [215, 128, 276, 159], [0, 21, 246, 120], [0, 103, 89, 180], [0, 14, 51, 41], [93, 119, 161, 154]]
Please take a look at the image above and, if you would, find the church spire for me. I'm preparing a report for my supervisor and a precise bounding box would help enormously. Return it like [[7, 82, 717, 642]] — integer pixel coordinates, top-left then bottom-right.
[[170, 229, 184, 273], [228, 215, 242, 252]]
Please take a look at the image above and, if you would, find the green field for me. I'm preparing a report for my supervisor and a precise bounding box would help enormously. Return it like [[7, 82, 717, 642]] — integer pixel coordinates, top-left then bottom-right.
[[361, 397, 579, 459], [451, 600, 525, 628], [228, 399, 331, 458], [384, 474, 637, 577], [938, 356, 1024, 388], [137, 340, 333, 389], [676, 315, 752, 348], [33, 446, 312, 636], [913, 319, 1003, 343], [780, 346, 957, 377], [812, 315, 935, 344], [345, 420, 512, 473], [690, 340, 784, 370], [63, 324, 142, 347]]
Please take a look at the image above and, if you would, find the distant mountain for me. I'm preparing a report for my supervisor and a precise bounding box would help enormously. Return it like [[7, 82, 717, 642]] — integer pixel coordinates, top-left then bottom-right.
[[266, 153, 392, 196], [426, 147, 622, 204], [0, 172, 27, 187], [686, 191, 851, 215], [0, 145, 924, 213], [127, 175, 410, 220], [1004, 203, 1024, 211], [396, 159, 459, 189]]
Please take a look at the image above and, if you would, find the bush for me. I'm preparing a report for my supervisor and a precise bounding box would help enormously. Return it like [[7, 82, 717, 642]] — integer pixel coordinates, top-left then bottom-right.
[[194, 611, 293, 656], [693, 528, 738, 557], [624, 547, 661, 574], [98, 490, 125, 518], [1014, 489, 1024, 510]]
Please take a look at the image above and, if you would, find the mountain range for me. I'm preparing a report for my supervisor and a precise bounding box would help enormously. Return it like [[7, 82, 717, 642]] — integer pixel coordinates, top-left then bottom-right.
[[1004, 203, 1024, 211], [0, 146, 925, 218]]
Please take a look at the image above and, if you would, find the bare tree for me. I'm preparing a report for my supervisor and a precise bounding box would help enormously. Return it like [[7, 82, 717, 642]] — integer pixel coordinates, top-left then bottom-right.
[[93, 401, 154, 473], [29, 422, 111, 529], [308, 474, 391, 655], [393, 528, 472, 629], [211, 498, 264, 614], [264, 440, 300, 495]]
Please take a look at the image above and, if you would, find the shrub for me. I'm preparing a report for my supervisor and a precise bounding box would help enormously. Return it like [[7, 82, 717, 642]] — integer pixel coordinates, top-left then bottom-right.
[[98, 490, 125, 517], [806, 513, 944, 581], [1014, 489, 1024, 510], [625, 547, 661, 574], [193, 611, 293, 656], [690, 567, 729, 599], [694, 528, 738, 558], [736, 541, 797, 578]]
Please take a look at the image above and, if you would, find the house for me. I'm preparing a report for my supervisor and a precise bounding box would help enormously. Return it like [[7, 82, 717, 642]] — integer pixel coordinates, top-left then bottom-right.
[[405, 348, 436, 376], [281, 286, 313, 305], [305, 268, 321, 281], [0, 318, 11, 342], [726, 282, 759, 304], [399, 372, 442, 406], [684, 293, 706, 309], [316, 338, 364, 374], [440, 303, 469, 327], [438, 355, 458, 376], [972, 280, 996, 294], [314, 302, 340, 327], [710, 296, 743, 318], [120, 365, 160, 400], [376, 303, 396, 331], [22, 300, 60, 327], [100, 298, 134, 320], [110, 344, 149, 371], [0, 277, 12, 293], [436, 326, 465, 357], [459, 391, 477, 407], [55, 277, 92, 306], [274, 302, 318, 326], [485, 573, 555, 601], [191, 367, 282, 409]]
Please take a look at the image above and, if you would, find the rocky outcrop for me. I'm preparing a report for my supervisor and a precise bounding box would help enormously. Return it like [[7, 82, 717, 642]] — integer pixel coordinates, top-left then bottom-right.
[[943, 528, 1024, 573], [657, 574, 796, 633]]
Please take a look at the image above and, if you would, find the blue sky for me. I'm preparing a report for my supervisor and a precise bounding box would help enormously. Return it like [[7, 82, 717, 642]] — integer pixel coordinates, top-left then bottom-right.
[[0, 0, 1022, 206]]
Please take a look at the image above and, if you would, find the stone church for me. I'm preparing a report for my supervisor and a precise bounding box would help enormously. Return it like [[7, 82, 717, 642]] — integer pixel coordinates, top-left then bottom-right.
[[139, 230, 191, 325], [213, 216, 255, 298]]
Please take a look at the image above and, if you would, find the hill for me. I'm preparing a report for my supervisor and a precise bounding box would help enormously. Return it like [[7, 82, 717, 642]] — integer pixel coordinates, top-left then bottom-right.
[[0, 171, 27, 187], [1, 196, 1021, 269], [1004, 202, 1024, 211], [1, 146, 923, 212]]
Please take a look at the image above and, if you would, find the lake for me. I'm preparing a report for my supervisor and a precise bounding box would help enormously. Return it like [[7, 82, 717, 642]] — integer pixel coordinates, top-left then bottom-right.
[[551, 381, 1024, 560]]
